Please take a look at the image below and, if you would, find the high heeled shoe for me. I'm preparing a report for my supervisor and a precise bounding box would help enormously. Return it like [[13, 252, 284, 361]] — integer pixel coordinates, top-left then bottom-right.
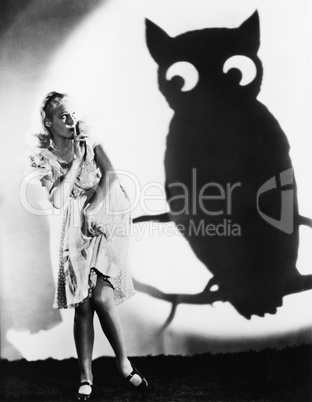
[[76, 381, 93, 401], [125, 364, 149, 389]]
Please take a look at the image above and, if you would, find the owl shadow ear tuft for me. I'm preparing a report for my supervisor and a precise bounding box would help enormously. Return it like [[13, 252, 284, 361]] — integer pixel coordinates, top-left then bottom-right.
[[238, 10, 260, 50], [145, 18, 172, 63]]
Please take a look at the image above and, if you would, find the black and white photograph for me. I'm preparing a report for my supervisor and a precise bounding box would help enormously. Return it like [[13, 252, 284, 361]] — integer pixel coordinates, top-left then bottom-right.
[[1, 0, 312, 401]]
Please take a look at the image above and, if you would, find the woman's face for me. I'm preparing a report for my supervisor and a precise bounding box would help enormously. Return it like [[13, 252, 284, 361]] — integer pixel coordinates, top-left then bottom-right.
[[48, 99, 77, 140]]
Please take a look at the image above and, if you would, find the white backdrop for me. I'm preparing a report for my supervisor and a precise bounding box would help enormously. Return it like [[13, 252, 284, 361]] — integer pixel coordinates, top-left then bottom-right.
[[1, 0, 312, 360]]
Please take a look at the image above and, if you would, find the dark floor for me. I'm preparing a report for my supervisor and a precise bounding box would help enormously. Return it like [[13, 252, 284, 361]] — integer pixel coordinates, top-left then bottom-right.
[[1, 344, 312, 401]]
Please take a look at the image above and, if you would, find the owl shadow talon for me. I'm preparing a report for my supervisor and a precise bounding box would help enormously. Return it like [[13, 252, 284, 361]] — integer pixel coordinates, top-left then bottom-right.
[[133, 277, 228, 328]]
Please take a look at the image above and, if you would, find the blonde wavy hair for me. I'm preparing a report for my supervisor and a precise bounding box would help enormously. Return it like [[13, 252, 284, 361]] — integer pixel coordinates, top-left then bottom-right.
[[35, 91, 68, 149]]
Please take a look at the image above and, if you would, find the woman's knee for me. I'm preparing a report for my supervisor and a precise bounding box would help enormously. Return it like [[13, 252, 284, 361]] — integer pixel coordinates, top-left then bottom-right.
[[92, 281, 115, 310]]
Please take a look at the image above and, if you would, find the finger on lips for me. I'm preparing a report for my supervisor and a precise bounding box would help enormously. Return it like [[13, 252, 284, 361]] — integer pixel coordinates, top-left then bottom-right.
[[75, 134, 88, 141]]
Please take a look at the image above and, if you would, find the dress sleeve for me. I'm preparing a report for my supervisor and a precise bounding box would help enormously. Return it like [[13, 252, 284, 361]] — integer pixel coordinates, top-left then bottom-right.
[[88, 136, 102, 149]]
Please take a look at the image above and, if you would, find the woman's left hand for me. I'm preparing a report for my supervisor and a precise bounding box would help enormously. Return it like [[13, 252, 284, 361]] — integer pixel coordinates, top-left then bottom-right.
[[84, 202, 105, 237]]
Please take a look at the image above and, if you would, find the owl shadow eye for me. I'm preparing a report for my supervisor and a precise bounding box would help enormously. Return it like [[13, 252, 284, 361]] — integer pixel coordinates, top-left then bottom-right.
[[169, 76, 185, 91], [166, 61, 199, 92], [223, 68, 243, 86], [223, 55, 257, 87]]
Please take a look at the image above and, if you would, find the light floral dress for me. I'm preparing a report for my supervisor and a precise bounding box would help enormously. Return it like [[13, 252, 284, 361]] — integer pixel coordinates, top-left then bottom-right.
[[29, 139, 135, 308]]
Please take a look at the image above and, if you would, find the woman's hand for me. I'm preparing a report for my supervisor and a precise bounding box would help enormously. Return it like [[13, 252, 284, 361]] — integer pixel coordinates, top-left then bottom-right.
[[74, 133, 88, 161], [83, 201, 106, 237]]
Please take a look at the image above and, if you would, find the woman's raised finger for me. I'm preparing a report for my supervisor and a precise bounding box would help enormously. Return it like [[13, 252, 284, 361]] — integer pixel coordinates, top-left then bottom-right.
[[74, 134, 88, 141]]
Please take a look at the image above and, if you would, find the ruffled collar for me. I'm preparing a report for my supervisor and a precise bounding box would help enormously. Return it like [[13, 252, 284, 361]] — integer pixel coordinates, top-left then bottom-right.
[[40, 139, 95, 171]]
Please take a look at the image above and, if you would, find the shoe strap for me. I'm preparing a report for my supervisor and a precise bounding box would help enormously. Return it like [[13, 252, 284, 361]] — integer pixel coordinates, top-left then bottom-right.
[[80, 381, 93, 388], [126, 370, 135, 381]]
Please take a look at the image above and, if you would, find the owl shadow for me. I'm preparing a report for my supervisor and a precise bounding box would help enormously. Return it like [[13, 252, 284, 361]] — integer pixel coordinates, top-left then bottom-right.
[[132, 11, 312, 321]]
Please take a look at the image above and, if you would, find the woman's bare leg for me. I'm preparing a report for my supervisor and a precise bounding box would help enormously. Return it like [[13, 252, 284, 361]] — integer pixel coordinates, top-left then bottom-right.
[[74, 299, 95, 388], [92, 279, 143, 385]]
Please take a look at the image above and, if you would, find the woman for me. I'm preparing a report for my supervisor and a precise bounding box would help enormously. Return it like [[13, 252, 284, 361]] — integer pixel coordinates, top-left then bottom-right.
[[29, 91, 148, 400]]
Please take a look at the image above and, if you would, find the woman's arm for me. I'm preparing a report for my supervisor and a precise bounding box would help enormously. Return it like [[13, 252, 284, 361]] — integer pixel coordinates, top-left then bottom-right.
[[43, 159, 82, 209], [82, 143, 118, 235], [41, 135, 86, 209], [88, 143, 118, 207]]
